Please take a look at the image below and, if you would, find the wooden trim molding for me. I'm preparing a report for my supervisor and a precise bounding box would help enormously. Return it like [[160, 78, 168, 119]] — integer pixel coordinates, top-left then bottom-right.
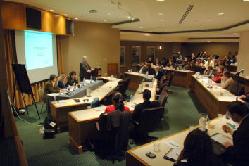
[[120, 19, 249, 34]]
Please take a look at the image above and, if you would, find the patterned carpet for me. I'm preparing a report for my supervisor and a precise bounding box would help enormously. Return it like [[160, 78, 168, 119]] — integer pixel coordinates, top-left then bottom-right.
[[15, 86, 205, 166]]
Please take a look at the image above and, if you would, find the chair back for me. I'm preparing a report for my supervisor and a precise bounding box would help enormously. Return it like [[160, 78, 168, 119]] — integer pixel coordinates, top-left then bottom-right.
[[167, 72, 174, 87], [96, 110, 131, 159], [158, 86, 168, 107], [138, 107, 164, 132]]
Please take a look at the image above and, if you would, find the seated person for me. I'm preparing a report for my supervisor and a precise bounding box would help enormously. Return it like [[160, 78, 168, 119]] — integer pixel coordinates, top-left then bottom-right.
[[175, 128, 225, 166], [221, 71, 235, 90], [204, 57, 215, 70], [105, 92, 130, 114], [144, 63, 156, 75], [204, 66, 214, 78], [44, 75, 60, 94], [57, 74, 68, 89], [138, 63, 148, 74], [146, 57, 153, 64], [212, 65, 224, 83], [155, 66, 165, 80], [221, 101, 249, 166], [132, 89, 160, 123], [44, 75, 60, 115], [66, 71, 78, 86]]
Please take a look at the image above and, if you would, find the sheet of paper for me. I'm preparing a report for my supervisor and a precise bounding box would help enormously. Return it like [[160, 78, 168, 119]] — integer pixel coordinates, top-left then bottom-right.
[[166, 148, 181, 161], [211, 133, 232, 145], [164, 140, 180, 149]]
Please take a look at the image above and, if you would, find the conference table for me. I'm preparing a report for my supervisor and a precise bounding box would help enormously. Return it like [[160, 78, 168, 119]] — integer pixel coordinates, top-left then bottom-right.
[[164, 69, 195, 88], [125, 69, 194, 89], [191, 75, 237, 118], [50, 77, 121, 128], [47, 80, 104, 100], [126, 115, 236, 166], [124, 72, 154, 91], [68, 78, 158, 153]]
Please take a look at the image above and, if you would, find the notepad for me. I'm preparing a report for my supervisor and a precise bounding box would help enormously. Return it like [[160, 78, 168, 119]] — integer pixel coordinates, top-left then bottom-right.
[[165, 148, 181, 161], [94, 106, 106, 112], [211, 133, 232, 145], [165, 140, 180, 149]]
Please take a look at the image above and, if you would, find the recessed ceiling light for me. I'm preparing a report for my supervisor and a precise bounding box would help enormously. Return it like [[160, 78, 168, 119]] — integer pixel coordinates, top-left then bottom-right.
[[156, 0, 165, 1], [127, 16, 131, 19], [107, 12, 111, 15], [243, 0, 249, 1], [144, 33, 151, 36], [74, 17, 79, 20], [49, 9, 54, 12], [104, 19, 107, 22], [158, 12, 164, 16], [218, 12, 224, 16], [89, 9, 97, 14]]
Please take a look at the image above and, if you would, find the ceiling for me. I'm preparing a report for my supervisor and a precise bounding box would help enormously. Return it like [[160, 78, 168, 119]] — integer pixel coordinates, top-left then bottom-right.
[[7, 0, 249, 40]]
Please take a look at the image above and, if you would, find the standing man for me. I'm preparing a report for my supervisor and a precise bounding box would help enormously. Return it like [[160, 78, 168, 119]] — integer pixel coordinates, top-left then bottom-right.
[[80, 56, 97, 81]]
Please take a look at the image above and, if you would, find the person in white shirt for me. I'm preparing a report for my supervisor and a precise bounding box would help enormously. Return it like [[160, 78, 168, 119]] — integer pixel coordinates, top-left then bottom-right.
[[204, 57, 215, 70]]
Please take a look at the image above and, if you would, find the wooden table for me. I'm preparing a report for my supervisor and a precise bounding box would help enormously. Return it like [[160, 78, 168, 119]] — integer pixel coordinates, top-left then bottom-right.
[[50, 78, 121, 128], [162, 68, 195, 88], [191, 75, 236, 118], [125, 72, 154, 91], [126, 116, 235, 166], [68, 79, 158, 153]]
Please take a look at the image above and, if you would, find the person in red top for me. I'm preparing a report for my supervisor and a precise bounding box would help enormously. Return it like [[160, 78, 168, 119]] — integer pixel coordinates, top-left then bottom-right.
[[105, 92, 130, 114]]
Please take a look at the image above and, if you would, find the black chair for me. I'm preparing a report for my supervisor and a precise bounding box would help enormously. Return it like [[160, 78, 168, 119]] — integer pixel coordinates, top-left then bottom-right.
[[134, 107, 164, 143], [94, 110, 131, 162], [116, 78, 130, 97], [158, 86, 169, 107], [166, 72, 174, 94]]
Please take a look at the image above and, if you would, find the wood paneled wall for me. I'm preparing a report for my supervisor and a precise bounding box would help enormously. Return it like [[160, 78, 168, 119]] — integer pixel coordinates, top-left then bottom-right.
[[120, 41, 182, 72], [1, 1, 69, 35], [181, 42, 239, 57], [120, 41, 239, 73]]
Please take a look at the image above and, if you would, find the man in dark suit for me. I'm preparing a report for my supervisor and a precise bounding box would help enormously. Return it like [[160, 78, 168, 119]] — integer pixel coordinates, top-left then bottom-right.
[[80, 56, 98, 81], [132, 89, 160, 123], [222, 101, 249, 166]]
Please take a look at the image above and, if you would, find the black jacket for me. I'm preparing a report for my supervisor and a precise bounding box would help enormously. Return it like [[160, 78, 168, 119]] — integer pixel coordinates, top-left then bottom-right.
[[57, 81, 66, 89], [133, 101, 161, 122], [222, 115, 249, 166], [66, 77, 78, 86]]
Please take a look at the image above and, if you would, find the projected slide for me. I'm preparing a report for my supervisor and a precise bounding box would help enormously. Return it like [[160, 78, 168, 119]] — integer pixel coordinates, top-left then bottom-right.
[[25, 31, 54, 70]]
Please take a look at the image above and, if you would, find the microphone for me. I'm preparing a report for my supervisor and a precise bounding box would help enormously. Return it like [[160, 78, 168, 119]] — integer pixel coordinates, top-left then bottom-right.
[[236, 69, 244, 75]]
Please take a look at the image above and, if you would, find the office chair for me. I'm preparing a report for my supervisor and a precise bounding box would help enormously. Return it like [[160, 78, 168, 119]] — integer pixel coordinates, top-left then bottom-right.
[[94, 110, 131, 162], [134, 107, 164, 143]]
